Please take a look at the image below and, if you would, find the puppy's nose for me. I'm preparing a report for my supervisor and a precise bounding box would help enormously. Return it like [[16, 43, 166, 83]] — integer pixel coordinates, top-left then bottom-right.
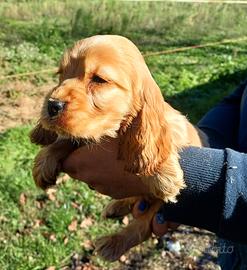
[[47, 99, 66, 117]]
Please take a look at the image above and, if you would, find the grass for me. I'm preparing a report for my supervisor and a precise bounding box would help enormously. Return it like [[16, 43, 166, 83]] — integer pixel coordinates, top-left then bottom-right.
[[0, 127, 119, 270], [1, 0, 247, 269], [1, 0, 247, 76]]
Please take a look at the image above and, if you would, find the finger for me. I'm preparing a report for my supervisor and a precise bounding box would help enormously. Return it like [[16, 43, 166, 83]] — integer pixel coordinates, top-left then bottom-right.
[[132, 200, 150, 218], [152, 211, 169, 237]]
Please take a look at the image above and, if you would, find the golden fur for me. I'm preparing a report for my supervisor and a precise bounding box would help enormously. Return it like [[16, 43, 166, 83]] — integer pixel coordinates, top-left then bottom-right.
[[30, 35, 207, 261]]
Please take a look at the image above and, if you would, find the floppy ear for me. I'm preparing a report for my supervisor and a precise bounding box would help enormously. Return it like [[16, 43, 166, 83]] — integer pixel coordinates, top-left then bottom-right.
[[119, 72, 172, 176], [119, 70, 185, 202], [30, 122, 58, 146]]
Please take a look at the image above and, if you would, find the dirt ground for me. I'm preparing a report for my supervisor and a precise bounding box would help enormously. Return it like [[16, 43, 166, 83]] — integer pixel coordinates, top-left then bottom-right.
[[0, 79, 55, 131], [119, 226, 219, 270], [61, 226, 219, 270]]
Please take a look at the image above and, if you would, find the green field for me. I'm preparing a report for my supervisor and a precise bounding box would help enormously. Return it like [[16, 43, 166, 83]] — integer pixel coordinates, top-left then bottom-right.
[[1, 1, 247, 269]]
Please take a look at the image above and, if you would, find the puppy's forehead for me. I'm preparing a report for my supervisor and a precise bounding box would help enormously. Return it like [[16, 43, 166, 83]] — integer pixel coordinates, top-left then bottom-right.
[[60, 35, 144, 83], [85, 44, 122, 68], [81, 35, 140, 55], [85, 44, 135, 88]]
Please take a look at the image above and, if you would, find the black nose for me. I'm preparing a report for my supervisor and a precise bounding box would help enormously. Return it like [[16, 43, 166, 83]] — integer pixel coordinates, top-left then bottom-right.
[[47, 99, 66, 117]]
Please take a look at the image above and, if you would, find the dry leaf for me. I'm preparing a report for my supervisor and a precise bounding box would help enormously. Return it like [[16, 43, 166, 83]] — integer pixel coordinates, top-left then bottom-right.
[[122, 216, 129, 225], [68, 219, 77, 231], [19, 193, 27, 206], [161, 250, 167, 258], [42, 232, 49, 239], [80, 217, 93, 229], [46, 188, 57, 201], [61, 267, 70, 270], [63, 237, 69, 245], [81, 239, 94, 250], [42, 232, 56, 242], [33, 219, 43, 228], [56, 174, 70, 184], [46, 267, 56, 270], [82, 263, 99, 270], [35, 200, 44, 209], [71, 202, 79, 209], [119, 255, 127, 262], [0, 216, 8, 222], [49, 234, 56, 242], [153, 238, 159, 245]]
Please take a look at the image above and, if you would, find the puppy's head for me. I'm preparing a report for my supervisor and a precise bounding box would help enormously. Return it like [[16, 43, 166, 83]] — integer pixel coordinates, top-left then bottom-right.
[[36, 35, 172, 180], [39, 35, 150, 141]]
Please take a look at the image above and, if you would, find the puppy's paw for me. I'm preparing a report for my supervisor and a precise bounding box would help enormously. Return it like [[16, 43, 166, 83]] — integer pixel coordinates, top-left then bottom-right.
[[95, 234, 127, 262], [30, 123, 57, 146], [33, 148, 61, 190], [102, 199, 135, 219]]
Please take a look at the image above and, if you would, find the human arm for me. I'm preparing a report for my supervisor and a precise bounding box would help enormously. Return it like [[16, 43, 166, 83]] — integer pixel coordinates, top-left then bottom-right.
[[63, 141, 247, 244], [153, 146, 247, 244]]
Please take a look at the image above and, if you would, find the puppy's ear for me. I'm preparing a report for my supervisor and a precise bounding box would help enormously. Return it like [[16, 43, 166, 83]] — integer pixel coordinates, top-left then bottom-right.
[[30, 122, 57, 146], [119, 72, 172, 176], [119, 71, 185, 202]]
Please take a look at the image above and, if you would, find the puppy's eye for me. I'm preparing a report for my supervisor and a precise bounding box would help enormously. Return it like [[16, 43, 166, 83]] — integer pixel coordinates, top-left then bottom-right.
[[92, 75, 107, 84]]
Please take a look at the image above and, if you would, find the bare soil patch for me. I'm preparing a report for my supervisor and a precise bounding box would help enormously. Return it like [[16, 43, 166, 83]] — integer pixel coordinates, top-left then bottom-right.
[[0, 79, 55, 131]]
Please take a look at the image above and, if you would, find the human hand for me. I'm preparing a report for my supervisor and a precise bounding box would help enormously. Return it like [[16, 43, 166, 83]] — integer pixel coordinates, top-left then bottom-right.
[[63, 139, 179, 235], [62, 138, 150, 199]]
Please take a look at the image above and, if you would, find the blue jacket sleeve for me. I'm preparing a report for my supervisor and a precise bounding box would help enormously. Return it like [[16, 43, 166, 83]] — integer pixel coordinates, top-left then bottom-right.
[[197, 80, 247, 150], [161, 146, 247, 244]]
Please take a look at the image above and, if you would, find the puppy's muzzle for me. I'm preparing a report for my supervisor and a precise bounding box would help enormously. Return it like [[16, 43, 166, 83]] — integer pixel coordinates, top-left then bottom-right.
[[47, 98, 66, 117]]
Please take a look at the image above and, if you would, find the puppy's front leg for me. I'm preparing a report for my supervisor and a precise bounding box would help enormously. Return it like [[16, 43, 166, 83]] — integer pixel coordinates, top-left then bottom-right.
[[95, 200, 162, 261], [30, 122, 58, 146], [102, 197, 137, 219], [33, 139, 77, 189]]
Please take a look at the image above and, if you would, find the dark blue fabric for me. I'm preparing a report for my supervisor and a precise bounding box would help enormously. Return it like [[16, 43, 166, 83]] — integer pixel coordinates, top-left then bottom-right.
[[238, 88, 247, 152], [198, 80, 247, 270], [198, 79, 247, 150], [162, 146, 247, 243], [219, 148, 247, 242], [161, 81, 247, 270]]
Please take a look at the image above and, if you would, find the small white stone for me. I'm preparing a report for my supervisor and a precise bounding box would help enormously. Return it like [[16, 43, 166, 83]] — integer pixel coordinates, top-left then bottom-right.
[[167, 240, 181, 255]]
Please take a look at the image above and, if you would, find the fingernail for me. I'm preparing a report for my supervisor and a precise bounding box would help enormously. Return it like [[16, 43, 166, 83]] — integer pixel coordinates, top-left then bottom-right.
[[156, 212, 165, 224], [138, 200, 149, 212]]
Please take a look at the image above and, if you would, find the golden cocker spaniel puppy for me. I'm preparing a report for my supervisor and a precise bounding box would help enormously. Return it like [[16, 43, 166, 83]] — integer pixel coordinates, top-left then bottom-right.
[[30, 35, 207, 261]]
